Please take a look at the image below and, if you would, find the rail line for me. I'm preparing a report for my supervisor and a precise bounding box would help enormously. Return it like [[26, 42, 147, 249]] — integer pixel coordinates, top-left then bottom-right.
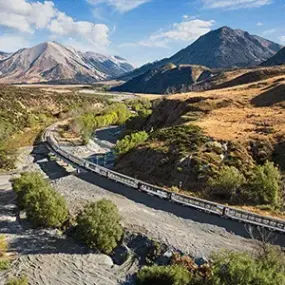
[[42, 124, 285, 234]]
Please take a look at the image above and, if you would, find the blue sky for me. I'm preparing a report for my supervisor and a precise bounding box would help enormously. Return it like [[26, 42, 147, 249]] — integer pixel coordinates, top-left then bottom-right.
[[0, 0, 284, 66]]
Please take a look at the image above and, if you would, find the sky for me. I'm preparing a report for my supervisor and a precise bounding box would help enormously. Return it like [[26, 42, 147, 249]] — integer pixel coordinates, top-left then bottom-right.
[[0, 0, 284, 66]]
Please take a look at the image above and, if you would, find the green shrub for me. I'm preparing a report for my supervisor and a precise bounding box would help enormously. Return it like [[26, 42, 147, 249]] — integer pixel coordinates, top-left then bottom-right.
[[24, 185, 68, 228], [151, 125, 207, 154], [127, 98, 152, 113], [12, 172, 50, 210], [136, 265, 192, 285], [5, 275, 29, 285], [0, 235, 10, 271], [245, 161, 281, 206], [208, 166, 245, 201], [0, 260, 11, 271], [76, 199, 123, 254], [0, 235, 8, 255], [12, 172, 68, 228], [0, 148, 15, 170], [73, 103, 131, 141], [115, 131, 149, 156], [208, 248, 285, 285]]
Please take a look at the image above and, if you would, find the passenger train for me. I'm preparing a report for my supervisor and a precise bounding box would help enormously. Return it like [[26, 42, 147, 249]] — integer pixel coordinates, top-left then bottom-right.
[[43, 128, 285, 234]]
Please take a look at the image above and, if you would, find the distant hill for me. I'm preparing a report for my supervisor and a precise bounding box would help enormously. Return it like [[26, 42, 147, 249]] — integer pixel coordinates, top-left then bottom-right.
[[113, 64, 212, 94], [0, 42, 134, 84], [261, 47, 285, 66], [121, 26, 282, 81]]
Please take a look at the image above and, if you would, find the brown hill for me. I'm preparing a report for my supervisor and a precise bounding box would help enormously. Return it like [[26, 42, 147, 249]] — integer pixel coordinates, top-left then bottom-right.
[[115, 66, 285, 201]]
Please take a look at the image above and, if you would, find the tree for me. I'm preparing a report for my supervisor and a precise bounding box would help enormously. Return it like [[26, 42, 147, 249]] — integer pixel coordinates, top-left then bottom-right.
[[208, 248, 285, 285], [115, 131, 149, 156], [24, 186, 68, 228], [12, 172, 49, 209], [76, 199, 123, 254], [136, 265, 192, 285], [246, 161, 281, 206], [12, 172, 68, 228], [208, 166, 245, 201]]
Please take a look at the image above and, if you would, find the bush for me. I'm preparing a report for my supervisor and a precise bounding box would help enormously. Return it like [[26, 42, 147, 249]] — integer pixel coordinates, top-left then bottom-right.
[[208, 166, 245, 201], [0, 235, 10, 271], [73, 103, 131, 142], [5, 276, 29, 285], [0, 148, 15, 170], [0, 235, 8, 256], [245, 161, 281, 206], [25, 186, 68, 228], [136, 265, 192, 285], [208, 247, 285, 285], [12, 172, 50, 210], [115, 131, 149, 156], [12, 172, 68, 228], [76, 199, 123, 254]]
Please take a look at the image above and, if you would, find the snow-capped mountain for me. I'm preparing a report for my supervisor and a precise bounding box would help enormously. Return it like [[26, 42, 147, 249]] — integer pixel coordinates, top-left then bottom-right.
[[0, 42, 134, 83]]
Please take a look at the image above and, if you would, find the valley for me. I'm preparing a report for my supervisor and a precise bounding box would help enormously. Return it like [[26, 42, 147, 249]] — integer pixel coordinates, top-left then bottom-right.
[[1, 11, 285, 284]]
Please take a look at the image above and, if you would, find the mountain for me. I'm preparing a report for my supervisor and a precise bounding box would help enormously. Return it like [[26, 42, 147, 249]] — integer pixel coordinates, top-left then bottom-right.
[[114, 64, 212, 94], [121, 26, 282, 81], [261, 47, 285, 66], [0, 42, 134, 84], [0, 52, 11, 61]]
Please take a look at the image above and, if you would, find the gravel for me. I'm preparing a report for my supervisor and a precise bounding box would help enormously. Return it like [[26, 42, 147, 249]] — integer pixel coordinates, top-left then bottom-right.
[[0, 145, 260, 285]]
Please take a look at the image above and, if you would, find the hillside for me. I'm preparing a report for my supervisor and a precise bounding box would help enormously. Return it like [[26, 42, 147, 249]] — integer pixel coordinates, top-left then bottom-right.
[[121, 26, 282, 81], [114, 64, 212, 94], [262, 47, 285, 66], [0, 85, 105, 170], [115, 66, 285, 204], [0, 42, 134, 84]]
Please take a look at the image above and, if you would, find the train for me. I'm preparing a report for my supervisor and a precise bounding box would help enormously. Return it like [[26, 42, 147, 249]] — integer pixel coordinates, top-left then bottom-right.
[[43, 128, 285, 234]]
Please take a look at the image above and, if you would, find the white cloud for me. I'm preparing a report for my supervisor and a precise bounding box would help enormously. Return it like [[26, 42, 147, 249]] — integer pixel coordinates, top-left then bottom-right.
[[279, 36, 285, 44], [257, 22, 263, 26], [0, 34, 31, 52], [48, 12, 110, 49], [127, 19, 215, 48], [0, 0, 110, 51], [263, 29, 276, 35], [202, 0, 271, 9], [87, 0, 151, 13], [0, 1, 56, 33]]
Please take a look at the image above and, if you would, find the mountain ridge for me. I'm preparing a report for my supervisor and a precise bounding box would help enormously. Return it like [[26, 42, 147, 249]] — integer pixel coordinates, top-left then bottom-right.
[[261, 47, 285, 66], [0, 41, 134, 84], [120, 26, 282, 81]]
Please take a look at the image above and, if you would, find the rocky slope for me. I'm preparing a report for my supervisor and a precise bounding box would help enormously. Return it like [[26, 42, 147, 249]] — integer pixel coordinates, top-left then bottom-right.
[[0, 42, 134, 84], [114, 64, 212, 94], [261, 47, 285, 66], [120, 26, 282, 82]]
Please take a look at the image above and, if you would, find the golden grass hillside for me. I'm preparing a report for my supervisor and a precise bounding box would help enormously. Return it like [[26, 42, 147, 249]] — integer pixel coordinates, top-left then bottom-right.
[[115, 66, 285, 216]]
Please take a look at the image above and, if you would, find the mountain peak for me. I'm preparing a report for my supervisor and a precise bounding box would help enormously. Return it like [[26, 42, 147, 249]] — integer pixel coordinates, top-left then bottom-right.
[[0, 42, 134, 84]]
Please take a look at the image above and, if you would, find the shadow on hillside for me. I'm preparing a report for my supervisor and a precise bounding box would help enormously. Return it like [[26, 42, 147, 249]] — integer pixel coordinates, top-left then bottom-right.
[[251, 84, 285, 107]]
